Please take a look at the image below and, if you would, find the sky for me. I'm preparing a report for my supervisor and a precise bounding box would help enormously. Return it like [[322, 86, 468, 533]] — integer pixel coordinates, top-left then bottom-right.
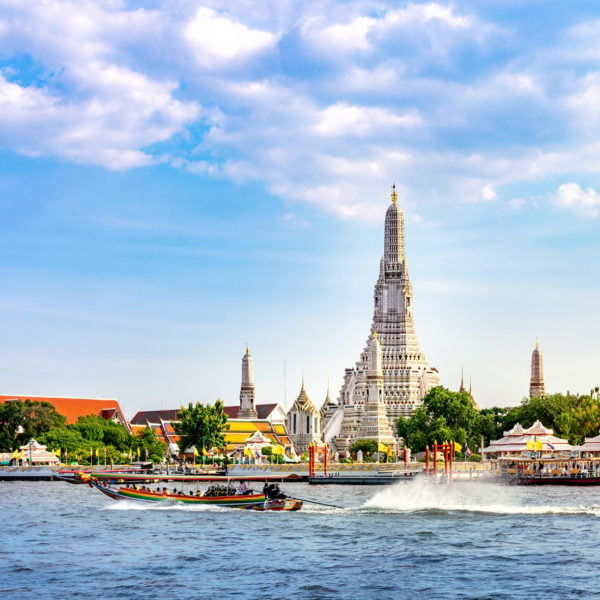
[[0, 0, 599, 418]]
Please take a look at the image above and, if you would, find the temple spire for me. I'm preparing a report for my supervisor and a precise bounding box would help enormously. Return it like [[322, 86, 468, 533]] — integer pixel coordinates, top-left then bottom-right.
[[530, 340, 545, 398], [459, 366, 466, 393], [239, 347, 258, 418], [333, 185, 439, 456]]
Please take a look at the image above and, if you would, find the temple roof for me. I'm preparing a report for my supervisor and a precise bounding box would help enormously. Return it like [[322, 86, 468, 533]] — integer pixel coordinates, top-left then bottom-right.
[[224, 403, 278, 420], [290, 383, 319, 415], [131, 409, 180, 424], [0, 395, 129, 429], [484, 421, 570, 455]]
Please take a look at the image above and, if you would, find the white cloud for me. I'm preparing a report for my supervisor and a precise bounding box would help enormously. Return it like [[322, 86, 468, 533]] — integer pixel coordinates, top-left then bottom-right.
[[554, 183, 600, 218], [301, 2, 481, 61], [303, 15, 376, 55], [0, 2, 200, 169], [184, 7, 278, 68], [565, 73, 600, 135], [312, 103, 421, 137], [480, 184, 497, 202], [0, 67, 199, 169], [2, 0, 600, 221]]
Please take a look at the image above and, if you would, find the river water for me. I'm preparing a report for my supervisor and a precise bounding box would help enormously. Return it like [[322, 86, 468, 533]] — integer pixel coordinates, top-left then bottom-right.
[[1, 478, 599, 599]]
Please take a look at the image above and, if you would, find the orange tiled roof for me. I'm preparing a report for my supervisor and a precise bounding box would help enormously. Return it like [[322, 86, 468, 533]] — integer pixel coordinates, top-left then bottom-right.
[[0, 395, 128, 428]]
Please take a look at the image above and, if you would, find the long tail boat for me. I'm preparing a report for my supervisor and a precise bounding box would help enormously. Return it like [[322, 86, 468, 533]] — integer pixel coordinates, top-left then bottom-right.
[[89, 479, 267, 508], [89, 479, 303, 510]]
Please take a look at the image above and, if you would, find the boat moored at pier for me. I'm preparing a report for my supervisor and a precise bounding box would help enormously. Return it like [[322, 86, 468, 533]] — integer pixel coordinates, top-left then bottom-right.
[[498, 457, 600, 485]]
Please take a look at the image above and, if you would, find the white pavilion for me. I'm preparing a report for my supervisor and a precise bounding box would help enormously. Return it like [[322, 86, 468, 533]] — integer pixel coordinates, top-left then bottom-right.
[[483, 420, 571, 457]]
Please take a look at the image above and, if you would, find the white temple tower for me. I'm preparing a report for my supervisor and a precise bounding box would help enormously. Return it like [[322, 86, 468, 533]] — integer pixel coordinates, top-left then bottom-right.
[[239, 347, 258, 418], [529, 341, 545, 398], [330, 185, 440, 452]]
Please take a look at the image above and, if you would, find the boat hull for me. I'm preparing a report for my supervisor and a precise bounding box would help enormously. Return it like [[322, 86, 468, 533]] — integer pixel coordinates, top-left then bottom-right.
[[510, 476, 600, 486], [90, 480, 267, 508], [248, 498, 303, 511], [308, 471, 418, 485]]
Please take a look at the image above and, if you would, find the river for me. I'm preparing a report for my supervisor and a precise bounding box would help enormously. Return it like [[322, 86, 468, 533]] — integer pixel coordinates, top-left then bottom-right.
[[1, 478, 599, 599]]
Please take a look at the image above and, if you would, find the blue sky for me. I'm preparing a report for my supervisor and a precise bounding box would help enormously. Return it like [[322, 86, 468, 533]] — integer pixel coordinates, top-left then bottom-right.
[[1, 0, 599, 417]]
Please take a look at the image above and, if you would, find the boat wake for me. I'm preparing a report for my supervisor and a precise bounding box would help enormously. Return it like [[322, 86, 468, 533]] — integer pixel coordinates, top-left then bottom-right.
[[100, 500, 227, 512], [361, 478, 600, 516]]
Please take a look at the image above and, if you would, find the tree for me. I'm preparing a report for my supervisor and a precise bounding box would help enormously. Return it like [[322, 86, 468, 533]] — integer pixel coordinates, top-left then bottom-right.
[[39, 426, 86, 455], [72, 415, 104, 443], [0, 400, 66, 451], [348, 439, 377, 459], [174, 400, 229, 456], [475, 407, 513, 447], [567, 397, 600, 444], [72, 415, 131, 451], [510, 393, 580, 431], [132, 427, 167, 463], [396, 387, 479, 453]]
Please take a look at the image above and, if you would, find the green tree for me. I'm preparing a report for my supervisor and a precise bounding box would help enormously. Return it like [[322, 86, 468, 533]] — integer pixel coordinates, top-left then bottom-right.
[[174, 400, 229, 456], [132, 427, 167, 463], [39, 426, 86, 455], [476, 407, 510, 442], [38, 415, 136, 464], [396, 387, 479, 453], [0, 401, 25, 451], [568, 397, 600, 444], [348, 439, 378, 460], [511, 393, 580, 431], [0, 400, 66, 451], [72, 415, 105, 443], [71, 415, 131, 451]]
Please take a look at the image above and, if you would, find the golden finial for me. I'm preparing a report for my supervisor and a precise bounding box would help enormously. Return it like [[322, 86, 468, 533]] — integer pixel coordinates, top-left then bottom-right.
[[391, 183, 397, 204]]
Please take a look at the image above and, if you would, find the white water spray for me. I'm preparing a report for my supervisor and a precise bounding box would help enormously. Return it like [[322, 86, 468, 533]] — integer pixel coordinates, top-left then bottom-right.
[[362, 478, 600, 516]]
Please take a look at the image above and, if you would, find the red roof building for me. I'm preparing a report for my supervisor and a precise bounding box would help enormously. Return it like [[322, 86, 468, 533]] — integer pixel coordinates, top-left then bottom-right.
[[0, 395, 131, 431]]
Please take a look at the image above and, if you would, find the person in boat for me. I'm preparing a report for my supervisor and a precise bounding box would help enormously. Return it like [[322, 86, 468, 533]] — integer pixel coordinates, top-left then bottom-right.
[[237, 481, 248, 495], [263, 483, 285, 500]]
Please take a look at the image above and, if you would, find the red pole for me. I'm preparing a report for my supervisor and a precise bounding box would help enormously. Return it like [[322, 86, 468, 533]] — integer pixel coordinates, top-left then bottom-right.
[[309, 445, 314, 477], [403, 447, 408, 467], [433, 444, 438, 475], [425, 446, 430, 474], [324, 444, 328, 477]]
